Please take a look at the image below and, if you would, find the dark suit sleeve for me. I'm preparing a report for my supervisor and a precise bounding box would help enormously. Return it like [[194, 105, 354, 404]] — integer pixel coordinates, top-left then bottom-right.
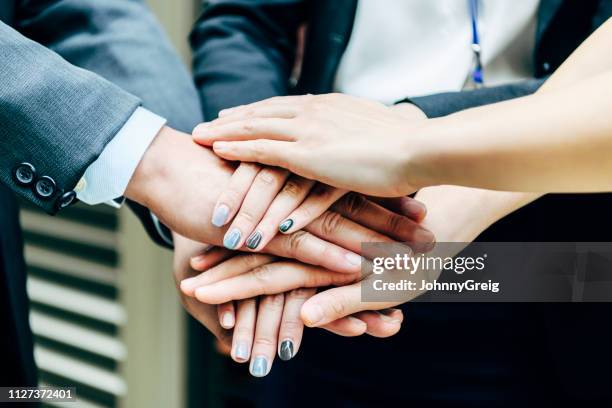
[[0, 21, 140, 215], [406, 79, 545, 118], [190, 0, 307, 120]]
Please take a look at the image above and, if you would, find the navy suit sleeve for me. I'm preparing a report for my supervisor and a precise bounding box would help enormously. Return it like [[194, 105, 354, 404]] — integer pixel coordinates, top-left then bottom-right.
[[191, 0, 308, 120], [406, 79, 545, 118]]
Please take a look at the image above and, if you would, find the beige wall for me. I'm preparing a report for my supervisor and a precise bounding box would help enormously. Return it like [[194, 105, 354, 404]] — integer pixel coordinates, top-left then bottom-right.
[[147, 0, 201, 63]]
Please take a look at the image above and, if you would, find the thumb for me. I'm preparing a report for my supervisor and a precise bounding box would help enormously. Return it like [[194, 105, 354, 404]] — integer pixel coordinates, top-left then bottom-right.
[[213, 140, 295, 169]]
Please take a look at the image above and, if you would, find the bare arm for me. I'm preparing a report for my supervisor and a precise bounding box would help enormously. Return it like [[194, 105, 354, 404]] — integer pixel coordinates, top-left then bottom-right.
[[413, 19, 612, 193]]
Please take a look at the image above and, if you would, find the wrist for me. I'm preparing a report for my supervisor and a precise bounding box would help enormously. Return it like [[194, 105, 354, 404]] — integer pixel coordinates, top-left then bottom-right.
[[124, 126, 176, 208]]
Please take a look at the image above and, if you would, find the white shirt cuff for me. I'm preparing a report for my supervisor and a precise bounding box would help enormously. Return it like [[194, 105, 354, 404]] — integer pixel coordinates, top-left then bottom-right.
[[75, 107, 167, 207]]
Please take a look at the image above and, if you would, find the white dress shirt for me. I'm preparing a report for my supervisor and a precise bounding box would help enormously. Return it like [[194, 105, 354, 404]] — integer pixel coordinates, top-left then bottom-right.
[[75, 107, 166, 207], [335, 0, 540, 104]]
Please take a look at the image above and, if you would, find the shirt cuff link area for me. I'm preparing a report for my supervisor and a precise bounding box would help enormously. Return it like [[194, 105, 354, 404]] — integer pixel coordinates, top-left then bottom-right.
[[76, 107, 167, 207]]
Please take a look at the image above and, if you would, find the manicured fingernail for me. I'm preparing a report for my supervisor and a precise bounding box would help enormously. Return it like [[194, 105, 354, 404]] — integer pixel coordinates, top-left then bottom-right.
[[279, 339, 294, 361], [414, 228, 435, 244], [279, 219, 294, 233], [223, 228, 241, 249], [246, 230, 263, 250], [304, 304, 324, 326], [345, 252, 362, 266], [222, 312, 234, 328], [250, 356, 268, 377], [211, 204, 230, 227], [234, 342, 249, 361]]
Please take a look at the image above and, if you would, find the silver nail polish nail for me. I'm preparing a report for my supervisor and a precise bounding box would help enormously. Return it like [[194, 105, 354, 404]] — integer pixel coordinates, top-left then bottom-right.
[[235, 342, 249, 361], [250, 356, 268, 377], [279, 340, 294, 361], [223, 228, 241, 249], [212, 204, 230, 227], [246, 230, 263, 250]]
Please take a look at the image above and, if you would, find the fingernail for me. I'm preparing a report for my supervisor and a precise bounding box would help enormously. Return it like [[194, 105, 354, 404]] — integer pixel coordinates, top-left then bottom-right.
[[211, 204, 230, 227], [234, 342, 249, 361], [180, 277, 197, 292], [279, 219, 294, 233], [345, 252, 362, 266], [414, 228, 435, 244], [347, 316, 368, 331], [193, 123, 210, 137], [222, 312, 234, 328], [250, 356, 268, 377], [304, 304, 324, 326], [380, 309, 403, 324], [402, 199, 427, 219], [223, 228, 241, 249], [279, 339, 294, 361], [246, 230, 263, 250], [214, 142, 229, 152]]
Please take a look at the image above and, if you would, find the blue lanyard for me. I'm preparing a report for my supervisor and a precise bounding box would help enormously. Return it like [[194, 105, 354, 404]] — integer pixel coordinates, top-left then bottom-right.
[[469, 0, 484, 86]]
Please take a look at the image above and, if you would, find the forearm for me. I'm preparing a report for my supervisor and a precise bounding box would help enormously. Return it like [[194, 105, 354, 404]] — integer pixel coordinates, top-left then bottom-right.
[[407, 20, 612, 193], [411, 72, 612, 193]]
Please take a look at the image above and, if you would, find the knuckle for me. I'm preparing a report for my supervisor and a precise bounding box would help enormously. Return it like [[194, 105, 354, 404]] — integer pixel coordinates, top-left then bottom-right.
[[331, 272, 360, 286], [282, 180, 303, 198], [222, 188, 243, 207], [280, 319, 302, 333], [320, 211, 344, 236], [256, 169, 278, 186], [289, 287, 313, 300], [341, 193, 368, 217], [251, 141, 268, 162], [237, 210, 256, 224], [253, 337, 276, 348], [233, 326, 254, 338], [385, 214, 405, 235], [242, 253, 265, 269], [310, 184, 333, 200], [251, 265, 271, 285], [263, 293, 285, 308], [285, 230, 309, 255], [329, 299, 347, 318], [241, 120, 254, 133]]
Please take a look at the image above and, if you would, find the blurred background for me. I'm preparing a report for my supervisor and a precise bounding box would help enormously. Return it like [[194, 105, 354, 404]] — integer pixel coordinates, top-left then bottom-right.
[[18, 1, 251, 407]]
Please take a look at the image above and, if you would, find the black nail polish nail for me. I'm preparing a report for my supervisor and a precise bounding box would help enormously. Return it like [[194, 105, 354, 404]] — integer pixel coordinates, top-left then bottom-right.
[[246, 230, 263, 249], [279, 340, 294, 361], [279, 219, 294, 233]]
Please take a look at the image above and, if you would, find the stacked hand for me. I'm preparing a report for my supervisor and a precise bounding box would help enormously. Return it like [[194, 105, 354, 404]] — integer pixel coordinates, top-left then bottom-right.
[[124, 101, 440, 377], [192, 93, 431, 197]]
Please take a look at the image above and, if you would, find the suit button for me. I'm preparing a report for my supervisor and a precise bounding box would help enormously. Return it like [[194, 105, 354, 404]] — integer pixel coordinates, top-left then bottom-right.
[[56, 191, 77, 211], [34, 176, 57, 199], [13, 162, 36, 186], [542, 62, 551, 72]]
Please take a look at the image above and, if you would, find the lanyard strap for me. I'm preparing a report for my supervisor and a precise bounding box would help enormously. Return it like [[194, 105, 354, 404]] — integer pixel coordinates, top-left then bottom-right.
[[469, 0, 484, 86]]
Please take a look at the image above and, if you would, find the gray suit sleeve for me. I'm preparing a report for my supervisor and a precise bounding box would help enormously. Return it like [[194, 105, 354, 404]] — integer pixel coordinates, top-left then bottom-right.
[[0, 21, 140, 214], [406, 79, 545, 118]]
